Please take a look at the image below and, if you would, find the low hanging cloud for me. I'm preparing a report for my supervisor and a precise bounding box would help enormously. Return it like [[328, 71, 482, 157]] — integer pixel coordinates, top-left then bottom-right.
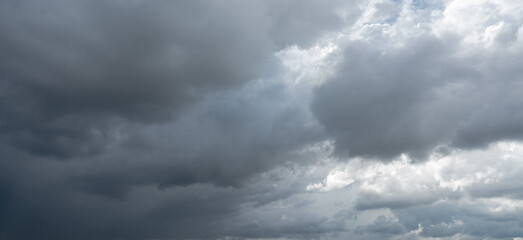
[[0, 0, 357, 158], [0, 0, 274, 158]]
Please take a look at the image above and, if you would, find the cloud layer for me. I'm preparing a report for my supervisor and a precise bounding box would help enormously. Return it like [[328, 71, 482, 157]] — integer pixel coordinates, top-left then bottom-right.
[[1, 0, 523, 239]]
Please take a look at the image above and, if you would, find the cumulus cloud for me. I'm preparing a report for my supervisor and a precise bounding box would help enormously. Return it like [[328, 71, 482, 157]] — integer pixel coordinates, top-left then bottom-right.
[[229, 141, 523, 239], [306, 169, 355, 192], [313, 0, 523, 159]]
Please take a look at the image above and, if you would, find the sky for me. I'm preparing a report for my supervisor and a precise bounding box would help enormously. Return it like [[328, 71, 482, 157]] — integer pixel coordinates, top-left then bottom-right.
[[1, 0, 523, 239]]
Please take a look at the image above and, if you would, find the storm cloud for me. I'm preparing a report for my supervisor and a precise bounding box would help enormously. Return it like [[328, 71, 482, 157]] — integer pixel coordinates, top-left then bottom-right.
[[1, 0, 523, 239]]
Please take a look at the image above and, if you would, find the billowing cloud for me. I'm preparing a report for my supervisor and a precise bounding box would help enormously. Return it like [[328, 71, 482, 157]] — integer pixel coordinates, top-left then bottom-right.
[[313, 0, 523, 159]]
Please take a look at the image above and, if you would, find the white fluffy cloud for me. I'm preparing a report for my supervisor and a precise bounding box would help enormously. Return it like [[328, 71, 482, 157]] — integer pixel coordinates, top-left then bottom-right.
[[237, 141, 523, 239]]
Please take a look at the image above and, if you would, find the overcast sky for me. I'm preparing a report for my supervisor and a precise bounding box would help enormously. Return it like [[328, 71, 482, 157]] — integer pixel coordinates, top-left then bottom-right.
[[1, 0, 523, 239]]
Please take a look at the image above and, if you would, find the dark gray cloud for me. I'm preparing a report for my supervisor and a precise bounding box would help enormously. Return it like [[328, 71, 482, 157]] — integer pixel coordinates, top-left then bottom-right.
[[66, 78, 322, 198], [0, 0, 360, 158], [313, 31, 523, 159], [0, 0, 352, 239], [312, 34, 467, 159], [0, 0, 342, 185], [0, 0, 276, 157]]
